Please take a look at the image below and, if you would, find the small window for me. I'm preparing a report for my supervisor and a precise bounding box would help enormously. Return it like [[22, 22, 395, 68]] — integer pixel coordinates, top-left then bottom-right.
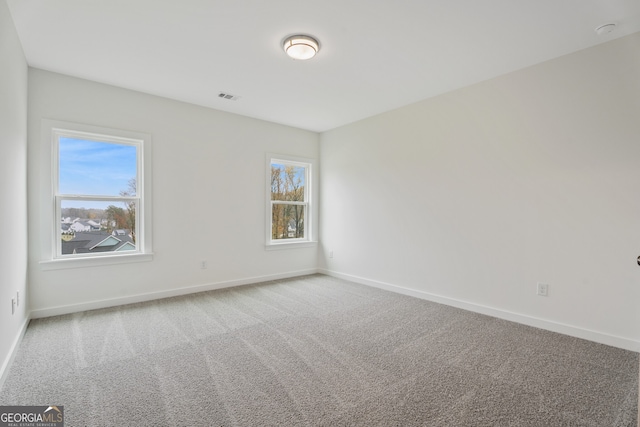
[[45, 121, 152, 266], [267, 155, 315, 246]]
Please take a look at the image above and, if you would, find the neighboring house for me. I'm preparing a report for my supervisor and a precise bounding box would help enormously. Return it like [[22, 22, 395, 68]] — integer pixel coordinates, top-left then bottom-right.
[[67, 219, 101, 233], [68, 222, 91, 232], [287, 219, 304, 238], [61, 217, 84, 224], [287, 220, 297, 238], [61, 231, 135, 255]]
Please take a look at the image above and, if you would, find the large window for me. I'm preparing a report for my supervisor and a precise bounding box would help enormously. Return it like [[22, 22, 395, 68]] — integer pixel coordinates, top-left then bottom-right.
[[267, 155, 315, 247], [43, 120, 152, 267]]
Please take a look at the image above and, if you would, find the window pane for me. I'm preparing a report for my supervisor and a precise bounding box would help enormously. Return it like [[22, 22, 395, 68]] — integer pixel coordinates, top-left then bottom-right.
[[270, 163, 306, 202], [271, 203, 305, 240], [59, 137, 137, 196], [60, 199, 137, 255]]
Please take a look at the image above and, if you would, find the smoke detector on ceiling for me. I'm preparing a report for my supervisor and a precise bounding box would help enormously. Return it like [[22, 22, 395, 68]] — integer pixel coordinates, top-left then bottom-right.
[[218, 92, 241, 101], [594, 23, 617, 36]]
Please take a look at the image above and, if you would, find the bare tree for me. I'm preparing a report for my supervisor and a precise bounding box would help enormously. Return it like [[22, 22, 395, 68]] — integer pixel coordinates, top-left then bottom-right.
[[271, 167, 285, 239], [119, 178, 136, 242], [284, 166, 304, 238], [271, 165, 305, 239], [105, 205, 128, 232]]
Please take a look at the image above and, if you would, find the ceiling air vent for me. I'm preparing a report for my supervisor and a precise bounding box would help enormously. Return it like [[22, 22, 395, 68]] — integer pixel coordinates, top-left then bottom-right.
[[218, 92, 241, 101]]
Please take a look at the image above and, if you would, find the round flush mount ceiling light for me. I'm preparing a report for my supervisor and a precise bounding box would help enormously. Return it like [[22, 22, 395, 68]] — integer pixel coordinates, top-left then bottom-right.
[[283, 35, 319, 60], [595, 23, 617, 35]]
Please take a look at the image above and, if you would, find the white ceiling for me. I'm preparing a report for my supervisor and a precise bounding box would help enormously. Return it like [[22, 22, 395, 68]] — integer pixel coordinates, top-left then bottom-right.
[[7, 0, 640, 132]]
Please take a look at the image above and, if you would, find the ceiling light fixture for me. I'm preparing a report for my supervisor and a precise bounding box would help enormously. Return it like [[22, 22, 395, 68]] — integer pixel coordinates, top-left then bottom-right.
[[283, 35, 319, 60]]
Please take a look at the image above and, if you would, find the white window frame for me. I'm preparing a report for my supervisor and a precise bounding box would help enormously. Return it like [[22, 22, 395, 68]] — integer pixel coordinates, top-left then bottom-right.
[[40, 119, 153, 269], [266, 153, 317, 249]]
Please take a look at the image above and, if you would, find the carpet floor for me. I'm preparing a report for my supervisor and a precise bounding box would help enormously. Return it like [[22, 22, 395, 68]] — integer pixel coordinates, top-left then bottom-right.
[[0, 274, 637, 426]]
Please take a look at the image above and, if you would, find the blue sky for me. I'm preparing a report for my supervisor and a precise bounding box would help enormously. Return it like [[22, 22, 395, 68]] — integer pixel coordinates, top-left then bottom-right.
[[59, 137, 137, 197], [272, 163, 305, 183]]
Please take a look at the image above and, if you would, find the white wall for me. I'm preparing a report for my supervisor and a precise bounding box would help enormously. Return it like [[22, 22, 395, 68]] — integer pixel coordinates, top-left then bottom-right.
[[0, 0, 29, 381], [14, 19, 640, 355], [320, 33, 640, 351], [28, 69, 319, 316]]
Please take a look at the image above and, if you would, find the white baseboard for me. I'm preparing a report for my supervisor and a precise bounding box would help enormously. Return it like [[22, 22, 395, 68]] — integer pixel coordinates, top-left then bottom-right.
[[0, 315, 30, 390], [320, 269, 640, 353], [30, 268, 319, 319], [23, 266, 640, 352]]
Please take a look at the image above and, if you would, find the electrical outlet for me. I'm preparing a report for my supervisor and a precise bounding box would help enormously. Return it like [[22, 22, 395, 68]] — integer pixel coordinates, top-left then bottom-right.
[[16, 291, 19, 306], [11, 298, 16, 315], [329, 251, 334, 259], [537, 283, 549, 297], [200, 261, 207, 269]]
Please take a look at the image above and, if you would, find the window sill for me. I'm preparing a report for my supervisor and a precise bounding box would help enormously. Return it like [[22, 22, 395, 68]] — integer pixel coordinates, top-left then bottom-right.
[[40, 253, 154, 270], [265, 241, 317, 251]]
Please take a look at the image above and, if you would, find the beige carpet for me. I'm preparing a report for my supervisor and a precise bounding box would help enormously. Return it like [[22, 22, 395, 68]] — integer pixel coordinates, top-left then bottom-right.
[[0, 274, 637, 426]]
